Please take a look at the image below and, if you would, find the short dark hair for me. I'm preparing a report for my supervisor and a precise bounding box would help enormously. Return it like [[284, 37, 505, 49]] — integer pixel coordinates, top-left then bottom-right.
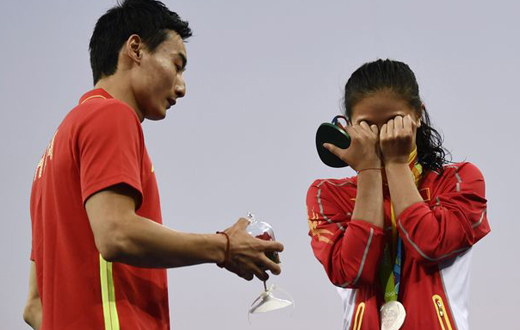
[[343, 59, 450, 172], [89, 0, 192, 84]]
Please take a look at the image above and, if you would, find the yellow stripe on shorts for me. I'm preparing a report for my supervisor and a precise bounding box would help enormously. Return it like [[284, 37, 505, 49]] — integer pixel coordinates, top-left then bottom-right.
[[100, 254, 120, 330]]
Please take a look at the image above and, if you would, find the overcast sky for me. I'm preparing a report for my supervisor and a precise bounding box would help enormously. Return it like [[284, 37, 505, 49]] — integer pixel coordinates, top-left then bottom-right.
[[1, 0, 518, 329]]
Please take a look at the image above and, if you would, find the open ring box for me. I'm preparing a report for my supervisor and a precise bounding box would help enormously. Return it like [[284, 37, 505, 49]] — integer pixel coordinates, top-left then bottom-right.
[[315, 115, 351, 168]]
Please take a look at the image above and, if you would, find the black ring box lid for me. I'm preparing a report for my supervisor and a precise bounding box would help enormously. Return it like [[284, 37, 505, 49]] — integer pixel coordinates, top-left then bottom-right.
[[315, 123, 351, 168]]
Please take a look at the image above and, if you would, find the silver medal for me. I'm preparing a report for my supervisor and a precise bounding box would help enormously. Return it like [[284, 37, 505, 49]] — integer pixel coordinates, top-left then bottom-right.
[[380, 301, 406, 330]]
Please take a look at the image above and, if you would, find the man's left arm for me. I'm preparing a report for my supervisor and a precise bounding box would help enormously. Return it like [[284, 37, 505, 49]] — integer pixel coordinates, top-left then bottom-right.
[[23, 261, 41, 330]]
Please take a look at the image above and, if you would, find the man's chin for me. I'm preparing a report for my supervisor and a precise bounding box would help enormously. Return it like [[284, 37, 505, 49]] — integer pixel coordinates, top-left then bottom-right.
[[145, 110, 167, 121]]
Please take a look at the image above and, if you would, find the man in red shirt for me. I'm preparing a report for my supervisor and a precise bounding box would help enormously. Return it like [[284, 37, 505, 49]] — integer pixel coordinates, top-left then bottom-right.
[[24, 1, 283, 329]]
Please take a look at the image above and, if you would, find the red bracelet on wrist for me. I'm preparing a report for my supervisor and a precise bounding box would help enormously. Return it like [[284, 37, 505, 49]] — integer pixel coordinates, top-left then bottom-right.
[[216, 231, 230, 268], [356, 167, 383, 174]]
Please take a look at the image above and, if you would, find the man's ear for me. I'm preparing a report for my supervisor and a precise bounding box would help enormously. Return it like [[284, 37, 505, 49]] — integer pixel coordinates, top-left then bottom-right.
[[125, 34, 143, 64]]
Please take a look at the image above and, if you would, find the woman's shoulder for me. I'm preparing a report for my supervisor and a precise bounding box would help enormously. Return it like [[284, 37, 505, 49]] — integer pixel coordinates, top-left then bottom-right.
[[307, 176, 358, 202], [423, 161, 485, 193], [430, 161, 484, 179], [309, 176, 358, 190], [306, 176, 358, 212]]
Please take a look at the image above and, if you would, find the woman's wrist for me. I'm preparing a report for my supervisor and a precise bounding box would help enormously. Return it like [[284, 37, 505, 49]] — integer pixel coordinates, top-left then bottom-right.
[[381, 154, 410, 166], [354, 159, 382, 172], [384, 161, 410, 171], [353, 163, 384, 228], [356, 167, 383, 174]]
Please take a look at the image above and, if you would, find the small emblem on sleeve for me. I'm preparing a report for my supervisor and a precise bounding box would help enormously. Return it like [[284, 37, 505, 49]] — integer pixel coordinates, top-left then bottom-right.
[[34, 130, 59, 181], [307, 207, 334, 245]]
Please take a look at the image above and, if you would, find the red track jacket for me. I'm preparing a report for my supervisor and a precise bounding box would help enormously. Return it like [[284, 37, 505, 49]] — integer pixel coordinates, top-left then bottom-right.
[[306, 162, 490, 330]]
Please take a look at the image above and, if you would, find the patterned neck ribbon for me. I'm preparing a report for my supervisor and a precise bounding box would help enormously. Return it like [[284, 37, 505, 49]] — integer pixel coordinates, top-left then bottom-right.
[[379, 148, 423, 303]]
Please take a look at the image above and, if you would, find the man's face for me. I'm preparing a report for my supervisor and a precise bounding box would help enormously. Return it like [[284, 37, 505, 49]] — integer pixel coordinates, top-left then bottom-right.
[[132, 30, 187, 120]]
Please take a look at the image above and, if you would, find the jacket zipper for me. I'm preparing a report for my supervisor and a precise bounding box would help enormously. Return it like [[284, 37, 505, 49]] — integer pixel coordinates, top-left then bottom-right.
[[352, 302, 365, 330], [432, 295, 453, 330]]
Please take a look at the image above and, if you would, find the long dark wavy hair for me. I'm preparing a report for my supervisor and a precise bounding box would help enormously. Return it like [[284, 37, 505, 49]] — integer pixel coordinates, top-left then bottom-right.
[[343, 59, 450, 172]]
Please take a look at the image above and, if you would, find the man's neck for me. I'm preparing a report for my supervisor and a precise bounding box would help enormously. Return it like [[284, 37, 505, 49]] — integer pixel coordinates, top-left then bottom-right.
[[94, 75, 144, 122]]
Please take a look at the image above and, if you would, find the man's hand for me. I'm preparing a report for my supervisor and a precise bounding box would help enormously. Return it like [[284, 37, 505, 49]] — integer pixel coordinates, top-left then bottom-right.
[[86, 184, 284, 278], [221, 218, 284, 281], [323, 121, 382, 171], [380, 115, 419, 164]]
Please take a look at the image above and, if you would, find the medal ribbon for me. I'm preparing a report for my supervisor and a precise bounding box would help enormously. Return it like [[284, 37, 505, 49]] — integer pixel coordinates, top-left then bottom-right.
[[379, 148, 422, 303]]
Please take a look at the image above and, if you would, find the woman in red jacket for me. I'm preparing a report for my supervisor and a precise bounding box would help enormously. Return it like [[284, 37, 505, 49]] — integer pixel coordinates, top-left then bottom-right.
[[306, 59, 490, 330]]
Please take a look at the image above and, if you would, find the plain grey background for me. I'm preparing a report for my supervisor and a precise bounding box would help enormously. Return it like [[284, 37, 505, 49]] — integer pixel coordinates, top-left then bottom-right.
[[1, 0, 518, 329]]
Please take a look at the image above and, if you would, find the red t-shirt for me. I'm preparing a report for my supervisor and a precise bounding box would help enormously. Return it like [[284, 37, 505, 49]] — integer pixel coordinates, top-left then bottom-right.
[[30, 89, 170, 329]]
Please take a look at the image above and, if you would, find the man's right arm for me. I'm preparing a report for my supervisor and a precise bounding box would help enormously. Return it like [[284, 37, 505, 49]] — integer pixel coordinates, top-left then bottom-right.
[[85, 184, 283, 281]]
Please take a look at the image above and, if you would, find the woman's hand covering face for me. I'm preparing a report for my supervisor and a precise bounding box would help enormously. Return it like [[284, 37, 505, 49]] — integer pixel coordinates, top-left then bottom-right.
[[379, 114, 419, 165], [323, 114, 420, 170], [323, 121, 382, 171]]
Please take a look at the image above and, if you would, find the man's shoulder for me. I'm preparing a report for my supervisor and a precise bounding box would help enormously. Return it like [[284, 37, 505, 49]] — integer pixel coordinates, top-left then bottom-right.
[[60, 97, 140, 135], [73, 97, 137, 121]]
